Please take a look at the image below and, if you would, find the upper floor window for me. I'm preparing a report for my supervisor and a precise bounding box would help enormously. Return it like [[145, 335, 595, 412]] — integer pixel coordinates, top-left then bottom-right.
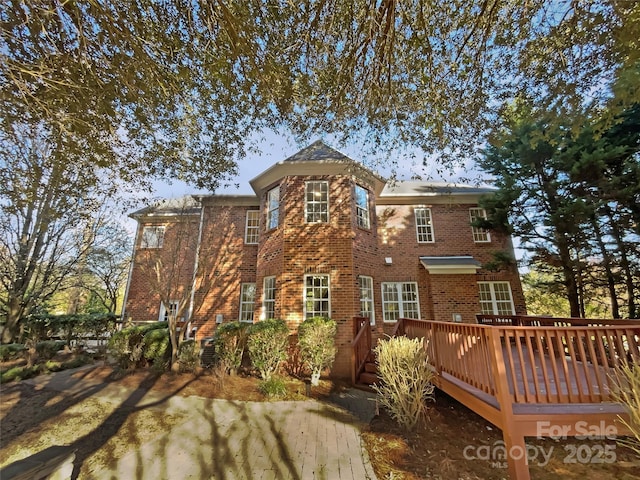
[[304, 274, 330, 318], [239, 283, 256, 322], [381, 282, 420, 322], [141, 226, 165, 248], [305, 181, 329, 223], [358, 276, 375, 325], [355, 185, 370, 229], [478, 282, 515, 315], [262, 276, 276, 320], [267, 186, 280, 230], [470, 208, 491, 242], [415, 208, 434, 243], [245, 210, 259, 244]]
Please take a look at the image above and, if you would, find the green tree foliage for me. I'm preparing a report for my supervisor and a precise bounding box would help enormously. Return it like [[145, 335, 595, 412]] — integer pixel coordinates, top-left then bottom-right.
[[247, 319, 289, 381], [479, 101, 640, 318], [297, 316, 337, 386], [2, 1, 639, 177]]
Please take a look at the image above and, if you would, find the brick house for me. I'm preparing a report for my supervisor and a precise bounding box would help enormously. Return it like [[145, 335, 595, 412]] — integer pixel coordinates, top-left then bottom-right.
[[123, 141, 526, 378]]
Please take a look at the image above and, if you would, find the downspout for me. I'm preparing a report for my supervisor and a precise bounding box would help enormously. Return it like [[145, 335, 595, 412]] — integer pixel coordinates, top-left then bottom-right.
[[186, 197, 205, 339], [120, 216, 141, 329]]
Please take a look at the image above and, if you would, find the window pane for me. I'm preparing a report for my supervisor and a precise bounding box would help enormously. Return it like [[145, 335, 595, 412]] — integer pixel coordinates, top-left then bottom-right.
[[239, 283, 256, 322], [304, 274, 330, 318], [141, 226, 165, 248], [359, 276, 374, 325], [268, 187, 279, 230], [478, 282, 514, 315], [415, 208, 434, 243], [245, 210, 259, 244], [470, 208, 490, 242], [263, 276, 276, 320], [355, 185, 370, 229], [305, 181, 329, 223], [382, 282, 420, 322]]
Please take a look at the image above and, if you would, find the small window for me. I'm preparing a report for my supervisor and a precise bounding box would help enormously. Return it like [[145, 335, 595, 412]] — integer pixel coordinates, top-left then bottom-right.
[[381, 282, 420, 323], [470, 208, 491, 243], [355, 185, 370, 229], [305, 181, 329, 223], [245, 210, 259, 244], [358, 276, 375, 325], [267, 187, 280, 230], [141, 226, 165, 249], [262, 276, 276, 320], [304, 274, 330, 318], [159, 300, 180, 322], [478, 282, 515, 315], [239, 283, 256, 322], [415, 208, 434, 243]]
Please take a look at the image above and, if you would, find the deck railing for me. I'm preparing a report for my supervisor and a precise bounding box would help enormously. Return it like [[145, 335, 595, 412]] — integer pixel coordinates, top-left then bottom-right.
[[477, 313, 639, 327], [350, 317, 372, 385]]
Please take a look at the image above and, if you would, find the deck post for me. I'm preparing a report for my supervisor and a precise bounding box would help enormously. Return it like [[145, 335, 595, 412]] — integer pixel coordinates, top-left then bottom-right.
[[488, 327, 531, 480]]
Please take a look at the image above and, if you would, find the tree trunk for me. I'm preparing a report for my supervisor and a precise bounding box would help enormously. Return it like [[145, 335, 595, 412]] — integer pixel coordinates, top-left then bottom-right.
[[2, 298, 24, 343], [590, 214, 620, 318]]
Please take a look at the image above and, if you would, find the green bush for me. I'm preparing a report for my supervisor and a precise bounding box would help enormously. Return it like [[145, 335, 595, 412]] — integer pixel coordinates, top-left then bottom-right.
[[178, 340, 200, 373], [258, 376, 287, 399], [108, 323, 164, 370], [373, 336, 435, 430], [0, 355, 92, 383], [248, 319, 289, 380], [212, 321, 248, 373], [36, 340, 66, 360], [298, 317, 337, 386], [0, 343, 25, 361], [143, 328, 170, 364]]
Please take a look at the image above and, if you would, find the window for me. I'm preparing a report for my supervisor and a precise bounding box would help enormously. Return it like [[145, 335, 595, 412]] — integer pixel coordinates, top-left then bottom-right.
[[239, 283, 256, 322], [381, 282, 420, 322], [305, 181, 329, 223], [355, 185, 370, 229], [141, 226, 165, 248], [262, 276, 276, 320], [267, 186, 280, 230], [304, 274, 330, 318], [478, 282, 515, 315], [415, 208, 434, 243], [159, 300, 179, 322], [358, 276, 375, 325], [245, 210, 259, 244], [470, 208, 490, 242]]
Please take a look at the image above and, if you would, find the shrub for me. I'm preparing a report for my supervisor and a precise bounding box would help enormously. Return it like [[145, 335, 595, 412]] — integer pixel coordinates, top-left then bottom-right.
[[258, 376, 287, 399], [36, 340, 66, 360], [212, 321, 248, 373], [248, 319, 289, 380], [178, 339, 200, 373], [143, 328, 170, 365], [298, 317, 337, 386], [108, 324, 160, 370], [612, 363, 640, 456], [0, 343, 25, 361], [373, 336, 435, 430]]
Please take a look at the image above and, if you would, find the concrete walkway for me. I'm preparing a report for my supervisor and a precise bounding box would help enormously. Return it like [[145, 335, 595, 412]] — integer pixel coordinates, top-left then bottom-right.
[[12, 367, 377, 480]]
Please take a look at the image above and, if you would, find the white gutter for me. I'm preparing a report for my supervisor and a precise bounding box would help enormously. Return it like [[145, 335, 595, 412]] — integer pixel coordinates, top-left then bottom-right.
[[120, 221, 141, 328], [186, 198, 205, 339]]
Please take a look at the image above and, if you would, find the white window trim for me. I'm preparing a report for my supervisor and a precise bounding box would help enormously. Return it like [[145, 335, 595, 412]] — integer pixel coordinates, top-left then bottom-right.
[[244, 210, 260, 244], [267, 186, 280, 230], [159, 300, 180, 322], [303, 274, 331, 319], [355, 185, 371, 229], [414, 207, 435, 243], [305, 181, 329, 224], [381, 282, 420, 323], [141, 226, 165, 249], [262, 276, 276, 321], [239, 283, 256, 322], [478, 281, 515, 315], [358, 276, 375, 325], [470, 208, 491, 243]]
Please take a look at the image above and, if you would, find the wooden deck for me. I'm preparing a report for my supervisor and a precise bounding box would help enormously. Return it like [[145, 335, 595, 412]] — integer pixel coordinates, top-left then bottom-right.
[[353, 315, 640, 480]]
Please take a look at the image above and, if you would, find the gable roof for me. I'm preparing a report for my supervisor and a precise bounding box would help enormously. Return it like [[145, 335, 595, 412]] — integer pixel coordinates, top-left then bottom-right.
[[250, 140, 386, 195], [129, 195, 201, 219]]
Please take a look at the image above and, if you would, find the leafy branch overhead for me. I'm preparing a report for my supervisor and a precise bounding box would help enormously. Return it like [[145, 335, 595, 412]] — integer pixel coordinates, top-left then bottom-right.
[[2, 0, 639, 188]]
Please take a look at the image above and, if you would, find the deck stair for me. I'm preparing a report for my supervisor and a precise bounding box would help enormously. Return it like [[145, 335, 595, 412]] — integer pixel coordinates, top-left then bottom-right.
[[357, 353, 379, 386]]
